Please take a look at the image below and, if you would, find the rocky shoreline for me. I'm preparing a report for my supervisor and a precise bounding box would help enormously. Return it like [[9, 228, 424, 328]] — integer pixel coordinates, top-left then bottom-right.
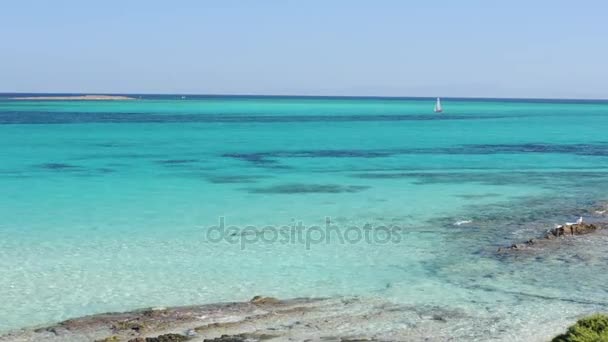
[[0, 296, 474, 342]]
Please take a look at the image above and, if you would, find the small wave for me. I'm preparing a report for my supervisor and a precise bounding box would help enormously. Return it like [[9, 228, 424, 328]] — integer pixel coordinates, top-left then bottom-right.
[[454, 220, 472, 226]]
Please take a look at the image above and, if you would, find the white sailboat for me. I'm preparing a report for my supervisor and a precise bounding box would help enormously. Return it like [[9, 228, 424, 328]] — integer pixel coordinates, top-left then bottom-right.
[[434, 97, 443, 113]]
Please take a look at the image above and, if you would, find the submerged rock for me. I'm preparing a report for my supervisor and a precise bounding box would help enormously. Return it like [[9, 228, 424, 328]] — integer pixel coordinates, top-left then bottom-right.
[[245, 183, 370, 194]]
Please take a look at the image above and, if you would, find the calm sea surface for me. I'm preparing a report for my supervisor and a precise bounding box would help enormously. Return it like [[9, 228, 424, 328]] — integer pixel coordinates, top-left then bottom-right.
[[1, 95, 608, 339]]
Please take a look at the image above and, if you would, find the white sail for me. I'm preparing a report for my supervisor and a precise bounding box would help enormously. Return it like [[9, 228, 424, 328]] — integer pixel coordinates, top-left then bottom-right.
[[434, 97, 442, 113]]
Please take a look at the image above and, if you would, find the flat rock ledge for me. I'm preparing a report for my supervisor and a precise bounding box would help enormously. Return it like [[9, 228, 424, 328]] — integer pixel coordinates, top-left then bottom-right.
[[498, 222, 605, 253], [0, 296, 470, 342]]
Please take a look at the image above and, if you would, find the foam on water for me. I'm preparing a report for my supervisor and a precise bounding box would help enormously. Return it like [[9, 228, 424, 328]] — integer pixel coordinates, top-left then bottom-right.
[[1, 95, 608, 340]]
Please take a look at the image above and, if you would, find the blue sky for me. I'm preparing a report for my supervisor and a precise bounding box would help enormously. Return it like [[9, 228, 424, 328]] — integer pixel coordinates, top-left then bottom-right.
[[1, 0, 607, 98]]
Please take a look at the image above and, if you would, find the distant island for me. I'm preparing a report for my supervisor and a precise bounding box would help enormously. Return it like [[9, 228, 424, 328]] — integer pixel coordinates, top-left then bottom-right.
[[11, 95, 136, 100]]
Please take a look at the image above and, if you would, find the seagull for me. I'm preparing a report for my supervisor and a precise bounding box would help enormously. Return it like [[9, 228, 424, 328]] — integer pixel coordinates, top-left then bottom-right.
[[576, 216, 584, 224]]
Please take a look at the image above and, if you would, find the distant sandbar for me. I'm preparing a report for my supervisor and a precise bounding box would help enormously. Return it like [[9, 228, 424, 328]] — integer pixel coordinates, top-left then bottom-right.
[[11, 95, 136, 101]]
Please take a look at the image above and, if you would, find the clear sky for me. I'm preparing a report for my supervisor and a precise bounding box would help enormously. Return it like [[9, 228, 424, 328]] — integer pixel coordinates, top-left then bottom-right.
[[1, 0, 607, 98]]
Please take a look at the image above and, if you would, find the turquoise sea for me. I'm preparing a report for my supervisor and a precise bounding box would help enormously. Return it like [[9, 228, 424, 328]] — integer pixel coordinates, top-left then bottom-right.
[[1, 95, 608, 339]]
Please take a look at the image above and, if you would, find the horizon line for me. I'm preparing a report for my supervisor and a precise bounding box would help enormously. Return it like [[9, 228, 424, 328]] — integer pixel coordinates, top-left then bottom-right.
[[1, 91, 607, 102]]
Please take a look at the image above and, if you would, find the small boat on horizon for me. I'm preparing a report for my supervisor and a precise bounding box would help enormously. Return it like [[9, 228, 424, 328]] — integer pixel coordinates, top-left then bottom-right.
[[434, 97, 443, 113]]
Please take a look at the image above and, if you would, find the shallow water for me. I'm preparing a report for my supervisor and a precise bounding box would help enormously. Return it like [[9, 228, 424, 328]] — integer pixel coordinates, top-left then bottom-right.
[[1, 95, 608, 340]]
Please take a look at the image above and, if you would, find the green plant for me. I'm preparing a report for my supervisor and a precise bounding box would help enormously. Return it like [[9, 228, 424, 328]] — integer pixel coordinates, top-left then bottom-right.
[[553, 314, 608, 342]]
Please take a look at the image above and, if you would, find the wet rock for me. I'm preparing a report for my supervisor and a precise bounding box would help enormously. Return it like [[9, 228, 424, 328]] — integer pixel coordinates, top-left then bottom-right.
[[128, 334, 188, 342], [497, 239, 537, 252], [141, 308, 168, 318], [202, 334, 278, 342], [95, 337, 120, 342], [194, 321, 244, 333], [546, 223, 598, 238], [498, 222, 605, 253], [34, 326, 69, 336], [202, 334, 247, 342], [250, 295, 281, 305], [431, 314, 447, 322], [112, 320, 146, 333], [2, 297, 324, 342]]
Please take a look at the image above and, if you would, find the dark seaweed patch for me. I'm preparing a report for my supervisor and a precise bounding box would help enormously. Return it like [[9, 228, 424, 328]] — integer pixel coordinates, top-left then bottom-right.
[[206, 175, 265, 184], [353, 172, 414, 179], [36, 163, 80, 170], [223, 153, 276, 165], [224, 143, 608, 167], [96, 168, 116, 174], [93, 142, 133, 148], [352, 171, 608, 188], [74, 153, 167, 161], [461, 143, 608, 156], [409, 171, 608, 187], [272, 150, 392, 158], [223, 150, 397, 167], [0, 112, 506, 124], [157, 159, 198, 165], [244, 183, 370, 194], [224, 150, 393, 162], [456, 193, 501, 199]]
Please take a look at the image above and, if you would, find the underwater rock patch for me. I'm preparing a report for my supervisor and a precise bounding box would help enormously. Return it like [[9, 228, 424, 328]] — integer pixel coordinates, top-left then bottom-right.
[[97, 168, 116, 173], [353, 171, 608, 189], [36, 162, 80, 170], [245, 184, 370, 194], [222, 150, 399, 168], [205, 175, 264, 184], [222, 153, 276, 165], [464, 143, 608, 156], [157, 159, 198, 165], [455, 193, 501, 199], [0, 112, 504, 124]]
